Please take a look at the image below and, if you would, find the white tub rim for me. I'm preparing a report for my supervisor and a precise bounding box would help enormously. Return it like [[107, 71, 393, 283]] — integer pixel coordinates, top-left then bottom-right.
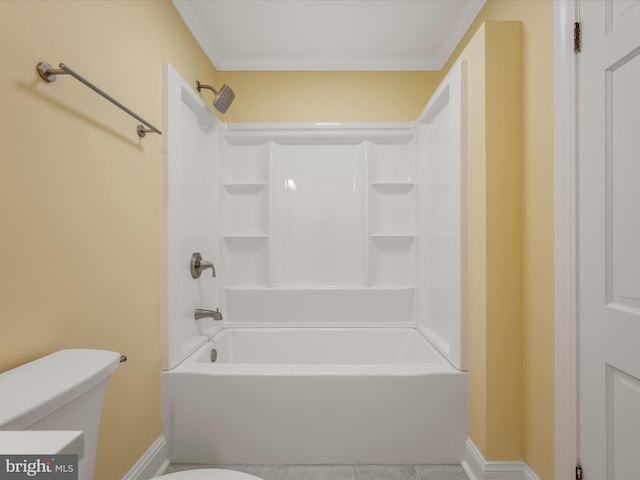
[[167, 326, 462, 376]]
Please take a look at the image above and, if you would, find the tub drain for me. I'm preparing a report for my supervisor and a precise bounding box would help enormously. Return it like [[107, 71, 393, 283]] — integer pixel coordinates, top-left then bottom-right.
[[210, 348, 218, 363]]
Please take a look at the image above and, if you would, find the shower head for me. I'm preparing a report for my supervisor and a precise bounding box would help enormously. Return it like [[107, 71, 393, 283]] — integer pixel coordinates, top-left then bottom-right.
[[196, 80, 235, 114]]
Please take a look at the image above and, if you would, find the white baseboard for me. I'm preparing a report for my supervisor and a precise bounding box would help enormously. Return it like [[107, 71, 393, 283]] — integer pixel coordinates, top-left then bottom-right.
[[122, 435, 169, 480], [523, 464, 541, 480], [461, 438, 541, 480]]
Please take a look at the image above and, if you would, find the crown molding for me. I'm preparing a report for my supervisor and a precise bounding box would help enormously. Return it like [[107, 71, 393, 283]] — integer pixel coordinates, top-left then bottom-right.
[[173, 0, 485, 71]]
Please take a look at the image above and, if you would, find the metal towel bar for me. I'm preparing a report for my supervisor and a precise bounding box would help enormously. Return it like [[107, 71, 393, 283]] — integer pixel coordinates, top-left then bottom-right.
[[36, 62, 161, 138]]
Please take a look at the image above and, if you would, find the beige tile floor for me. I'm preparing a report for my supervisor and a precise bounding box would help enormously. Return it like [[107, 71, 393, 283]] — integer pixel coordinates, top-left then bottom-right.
[[163, 463, 469, 480]]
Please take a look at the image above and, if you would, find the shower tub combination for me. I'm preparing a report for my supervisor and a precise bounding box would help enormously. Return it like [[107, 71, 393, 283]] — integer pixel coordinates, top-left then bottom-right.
[[162, 327, 467, 464], [161, 61, 470, 465]]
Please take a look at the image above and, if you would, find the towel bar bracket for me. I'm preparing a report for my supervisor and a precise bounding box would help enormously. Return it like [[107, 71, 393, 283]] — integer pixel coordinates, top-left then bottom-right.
[[36, 62, 64, 83], [137, 125, 154, 138]]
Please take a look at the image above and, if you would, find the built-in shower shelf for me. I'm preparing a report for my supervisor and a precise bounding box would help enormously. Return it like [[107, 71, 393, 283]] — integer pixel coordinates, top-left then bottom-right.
[[224, 183, 267, 193], [370, 182, 415, 193]]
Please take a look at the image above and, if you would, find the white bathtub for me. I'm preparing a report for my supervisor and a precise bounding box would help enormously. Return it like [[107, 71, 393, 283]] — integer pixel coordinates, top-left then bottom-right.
[[161, 327, 467, 464]]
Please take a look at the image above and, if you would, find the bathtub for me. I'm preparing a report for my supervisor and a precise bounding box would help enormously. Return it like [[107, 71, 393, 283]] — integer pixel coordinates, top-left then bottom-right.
[[161, 327, 467, 464]]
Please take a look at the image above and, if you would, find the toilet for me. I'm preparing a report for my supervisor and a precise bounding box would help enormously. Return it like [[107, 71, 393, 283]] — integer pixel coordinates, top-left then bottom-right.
[[0, 349, 262, 480]]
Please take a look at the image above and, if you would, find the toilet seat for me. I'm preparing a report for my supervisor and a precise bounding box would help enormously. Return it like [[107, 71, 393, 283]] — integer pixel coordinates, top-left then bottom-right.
[[152, 468, 263, 480]]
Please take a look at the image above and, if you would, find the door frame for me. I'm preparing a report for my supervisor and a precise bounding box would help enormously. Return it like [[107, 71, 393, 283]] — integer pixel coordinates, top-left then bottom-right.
[[554, 0, 579, 478]]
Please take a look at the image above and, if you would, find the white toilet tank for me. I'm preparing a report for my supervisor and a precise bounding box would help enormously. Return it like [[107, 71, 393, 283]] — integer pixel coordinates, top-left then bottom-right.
[[0, 349, 121, 480]]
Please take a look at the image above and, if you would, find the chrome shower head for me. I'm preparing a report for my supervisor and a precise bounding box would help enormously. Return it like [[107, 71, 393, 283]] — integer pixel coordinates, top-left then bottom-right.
[[196, 80, 235, 114]]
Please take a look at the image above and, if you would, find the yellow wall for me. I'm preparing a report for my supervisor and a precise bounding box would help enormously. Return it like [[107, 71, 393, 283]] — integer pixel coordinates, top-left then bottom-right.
[[455, 21, 524, 461], [484, 22, 525, 460], [484, 20, 525, 460], [217, 71, 441, 123], [0, 1, 217, 478], [439, 1, 554, 477]]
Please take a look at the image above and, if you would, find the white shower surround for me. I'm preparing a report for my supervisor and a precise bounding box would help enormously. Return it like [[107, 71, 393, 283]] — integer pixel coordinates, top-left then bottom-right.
[[160, 61, 469, 464]]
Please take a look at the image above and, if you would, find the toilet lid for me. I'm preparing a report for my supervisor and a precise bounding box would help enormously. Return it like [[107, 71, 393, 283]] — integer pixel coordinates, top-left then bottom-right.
[[152, 468, 262, 480]]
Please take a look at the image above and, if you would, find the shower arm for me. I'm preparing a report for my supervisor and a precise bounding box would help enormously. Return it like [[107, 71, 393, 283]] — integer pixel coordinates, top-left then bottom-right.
[[196, 81, 219, 95]]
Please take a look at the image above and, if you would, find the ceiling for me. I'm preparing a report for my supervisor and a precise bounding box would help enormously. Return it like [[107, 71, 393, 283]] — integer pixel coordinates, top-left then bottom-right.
[[173, 0, 486, 71]]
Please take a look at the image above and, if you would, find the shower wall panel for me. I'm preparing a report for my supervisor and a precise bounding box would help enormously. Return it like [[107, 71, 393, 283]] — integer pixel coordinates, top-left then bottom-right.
[[162, 64, 224, 369], [219, 124, 418, 324], [270, 144, 367, 286], [416, 61, 468, 371]]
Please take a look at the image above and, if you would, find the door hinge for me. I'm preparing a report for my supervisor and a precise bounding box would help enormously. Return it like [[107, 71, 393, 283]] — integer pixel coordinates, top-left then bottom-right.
[[574, 22, 582, 53], [576, 464, 583, 480]]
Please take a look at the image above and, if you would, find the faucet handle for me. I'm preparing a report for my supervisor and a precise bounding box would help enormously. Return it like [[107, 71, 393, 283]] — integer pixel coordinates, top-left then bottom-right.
[[190, 252, 216, 279]]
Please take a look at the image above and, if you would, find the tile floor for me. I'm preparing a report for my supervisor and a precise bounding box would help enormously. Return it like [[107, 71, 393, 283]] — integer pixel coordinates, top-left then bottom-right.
[[164, 463, 469, 480]]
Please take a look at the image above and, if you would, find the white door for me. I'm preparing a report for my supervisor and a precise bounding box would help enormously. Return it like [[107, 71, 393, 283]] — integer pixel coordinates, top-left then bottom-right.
[[578, 1, 640, 478]]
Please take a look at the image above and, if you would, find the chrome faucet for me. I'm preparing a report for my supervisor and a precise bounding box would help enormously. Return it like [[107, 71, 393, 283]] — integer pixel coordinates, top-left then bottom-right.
[[190, 252, 216, 279], [194, 308, 223, 321]]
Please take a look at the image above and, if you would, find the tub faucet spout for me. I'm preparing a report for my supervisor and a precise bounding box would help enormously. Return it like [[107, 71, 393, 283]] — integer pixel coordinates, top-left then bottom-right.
[[195, 308, 223, 321]]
